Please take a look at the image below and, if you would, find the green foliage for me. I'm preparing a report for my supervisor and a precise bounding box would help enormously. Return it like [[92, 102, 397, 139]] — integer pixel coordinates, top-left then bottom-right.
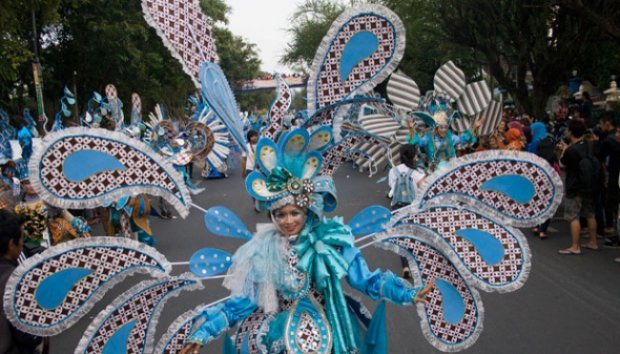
[[213, 27, 262, 89], [382, 0, 620, 116], [281, 0, 347, 69], [0, 0, 263, 123], [199, 0, 230, 24]]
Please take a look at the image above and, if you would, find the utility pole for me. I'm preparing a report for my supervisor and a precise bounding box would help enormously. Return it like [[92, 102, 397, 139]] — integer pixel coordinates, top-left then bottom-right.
[[31, 9, 46, 125]]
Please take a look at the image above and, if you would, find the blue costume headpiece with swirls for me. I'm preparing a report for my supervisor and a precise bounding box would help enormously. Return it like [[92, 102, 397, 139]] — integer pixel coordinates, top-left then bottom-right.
[[245, 127, 336, 219]]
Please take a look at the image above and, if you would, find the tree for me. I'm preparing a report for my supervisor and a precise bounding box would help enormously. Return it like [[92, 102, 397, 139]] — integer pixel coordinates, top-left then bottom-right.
[[0, 0, 61, 109], [281, 0, 347, 70], [384, 0, 620, 116], [1, 0, 264, 122]]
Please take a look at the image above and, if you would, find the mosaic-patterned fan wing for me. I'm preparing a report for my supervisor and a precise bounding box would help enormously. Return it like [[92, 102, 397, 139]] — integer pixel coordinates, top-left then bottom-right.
[[131, 92, 143, 124], [263, 74, 292, 139], [155, 304, 208, 354], [391, 206, 531, 293], [75, 276, 202, 354], [412, 150, 563, 228], [142, 0, 218, 87], [375, 228, 483, 352], [3, 237, 171, 336], [303, 97, 383, 128], [28, 127, 191, 217], [320, 131, 389, 176], [306, 5, 405, 116]]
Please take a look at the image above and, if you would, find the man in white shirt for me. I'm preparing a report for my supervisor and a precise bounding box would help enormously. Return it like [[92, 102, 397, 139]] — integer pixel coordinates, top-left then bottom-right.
[[241, 130, 259, 178]]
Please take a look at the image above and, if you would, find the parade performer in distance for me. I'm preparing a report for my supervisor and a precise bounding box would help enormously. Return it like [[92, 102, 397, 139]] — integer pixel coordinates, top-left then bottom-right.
[[407, 111, 484, 171]]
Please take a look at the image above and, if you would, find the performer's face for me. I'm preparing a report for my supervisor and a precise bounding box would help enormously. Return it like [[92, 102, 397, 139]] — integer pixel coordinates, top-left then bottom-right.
[[436, 125, 448, 137], [272, 205, 306, 236], [21, 180, 36, 196]]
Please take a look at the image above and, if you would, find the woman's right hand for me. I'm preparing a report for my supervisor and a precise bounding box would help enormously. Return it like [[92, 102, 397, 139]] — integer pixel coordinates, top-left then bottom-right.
[[179, 342, 201, 354]]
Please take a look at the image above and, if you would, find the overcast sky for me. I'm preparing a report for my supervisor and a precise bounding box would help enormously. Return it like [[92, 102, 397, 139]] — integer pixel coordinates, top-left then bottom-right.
[[226, 0, 301, 73]]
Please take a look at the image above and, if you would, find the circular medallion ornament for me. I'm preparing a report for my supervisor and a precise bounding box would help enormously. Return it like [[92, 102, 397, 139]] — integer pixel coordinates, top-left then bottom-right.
[[295, 194, 310, 208], [287, 178, 304, 195], [302, 179, 315, 193]]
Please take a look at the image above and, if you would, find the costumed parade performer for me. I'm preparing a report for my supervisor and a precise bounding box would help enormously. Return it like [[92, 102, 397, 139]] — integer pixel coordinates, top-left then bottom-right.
[[2, 2, 564, 354], [180, 129, 435, 354]]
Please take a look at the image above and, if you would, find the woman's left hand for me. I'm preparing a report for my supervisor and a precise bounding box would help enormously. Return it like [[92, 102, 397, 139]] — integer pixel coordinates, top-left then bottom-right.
[[413, 279, 435, 304], [474, 116, 486, 129]]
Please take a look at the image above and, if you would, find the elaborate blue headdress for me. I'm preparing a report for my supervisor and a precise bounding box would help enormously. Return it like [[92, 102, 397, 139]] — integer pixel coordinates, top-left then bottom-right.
[[245, 128, 335, 218]]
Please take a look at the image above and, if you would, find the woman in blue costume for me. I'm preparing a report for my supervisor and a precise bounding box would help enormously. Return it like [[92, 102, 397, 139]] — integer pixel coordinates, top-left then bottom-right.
[[180, 130, 434, 354], [408, 111, 483, 171]]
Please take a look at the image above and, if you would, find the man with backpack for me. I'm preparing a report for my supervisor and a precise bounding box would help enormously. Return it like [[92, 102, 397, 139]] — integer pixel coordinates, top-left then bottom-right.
[[389, 145, 426, 277], [558, 119, 600, 255]]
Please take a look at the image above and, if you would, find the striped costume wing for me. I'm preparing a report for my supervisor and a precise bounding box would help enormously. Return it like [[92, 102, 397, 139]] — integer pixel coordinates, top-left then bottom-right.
[[387, 70, 421, 113], [3, 237, 171, 336], [433, 61, 466, 101], [320, 131, 390, 176], [476, 100, 504, 137], [202, 115, 231, 177]]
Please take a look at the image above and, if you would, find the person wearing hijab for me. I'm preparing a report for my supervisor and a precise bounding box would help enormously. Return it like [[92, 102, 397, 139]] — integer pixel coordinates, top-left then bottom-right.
[[505, 128, 524, 151]]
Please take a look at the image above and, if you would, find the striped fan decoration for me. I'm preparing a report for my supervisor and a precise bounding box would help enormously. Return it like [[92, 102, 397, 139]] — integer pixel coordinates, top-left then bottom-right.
[[451, 115, 473, 134], [457, 81, 492, 116], [387, 70, 420, 112], [433, 61, 466, 100], [475, 100, 504, 136], [358, 113, 400, 138]]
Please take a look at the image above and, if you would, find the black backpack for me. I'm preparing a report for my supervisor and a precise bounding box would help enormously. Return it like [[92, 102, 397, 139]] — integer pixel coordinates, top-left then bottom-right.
[[578, 152, 603, 196], [536, 136, 556, 164]]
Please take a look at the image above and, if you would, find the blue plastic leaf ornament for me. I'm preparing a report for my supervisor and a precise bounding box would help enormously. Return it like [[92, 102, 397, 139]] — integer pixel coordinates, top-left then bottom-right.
[[340, 31, 379, 82], [480, 174, 535, 204], [349, 205, 391, 236], [204, 206, 252, 240], [455, 229, 505, 266], [189, 248, 233, 278], [200, 62, 246, 151], [36, 268, 93, 310], [102, 320, 136, 354], [63, 150, 126, 182], [435, 279, 466, 324]]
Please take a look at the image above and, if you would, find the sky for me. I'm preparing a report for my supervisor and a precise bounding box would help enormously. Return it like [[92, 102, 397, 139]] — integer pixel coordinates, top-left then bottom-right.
[[226, 0, 301, 74]]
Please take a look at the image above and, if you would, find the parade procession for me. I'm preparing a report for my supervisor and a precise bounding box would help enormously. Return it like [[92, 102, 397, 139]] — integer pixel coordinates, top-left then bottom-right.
[[2, 1, 620, 353]]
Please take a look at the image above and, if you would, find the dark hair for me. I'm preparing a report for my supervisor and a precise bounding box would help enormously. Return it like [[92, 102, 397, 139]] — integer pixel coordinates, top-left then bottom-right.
[[246, 130, 259, 141], [582, 91, 591, 100], [400, 144, 417, 169], [0, 210, 23, 255], [567, 119, 586, 138], [600, 111, 617, 127]]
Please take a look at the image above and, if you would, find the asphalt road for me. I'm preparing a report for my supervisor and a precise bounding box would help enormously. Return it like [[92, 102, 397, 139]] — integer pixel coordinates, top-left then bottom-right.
[[50, 163, 620, 354]]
